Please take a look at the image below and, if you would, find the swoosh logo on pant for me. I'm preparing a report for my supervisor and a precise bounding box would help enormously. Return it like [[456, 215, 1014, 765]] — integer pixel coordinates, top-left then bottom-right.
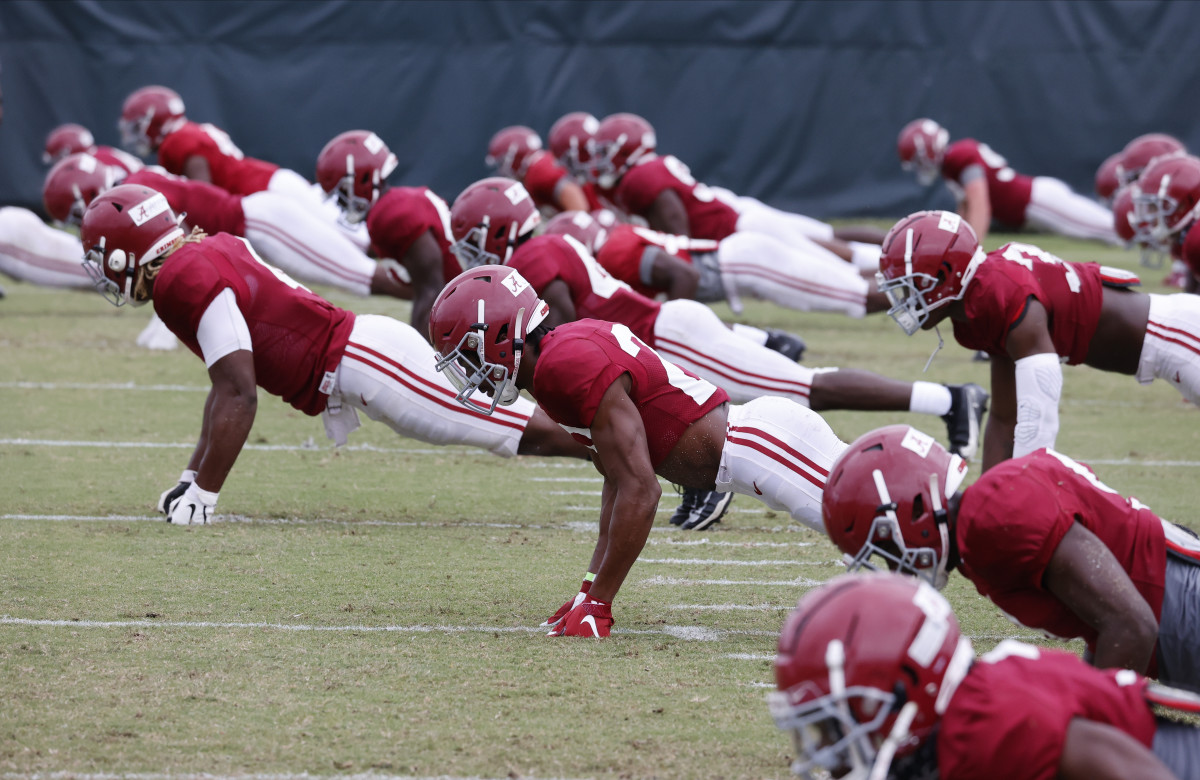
[[753, 480, 763, 495]]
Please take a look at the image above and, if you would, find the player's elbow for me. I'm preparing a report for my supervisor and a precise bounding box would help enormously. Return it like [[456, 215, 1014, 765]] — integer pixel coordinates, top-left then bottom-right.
[[1097, 605, 1158, 673]]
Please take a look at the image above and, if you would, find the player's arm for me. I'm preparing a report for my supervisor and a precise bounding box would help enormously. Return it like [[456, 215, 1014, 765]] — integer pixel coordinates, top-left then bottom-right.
[[183, 154, 214, 184], [982, 353, 1017, 471], [400, 230, 445, 341], [1004, 297, 1062, 460], [645, 189, 691, 237], [958, 174, 991, 245], [1059, 718, 1177, 780], [586, 375, 662, 603], [194, 349, 258, 492], [537, 279, 577, 328], [644, 247, 700, 300], [553, 178, 590, 212], [1043, 522, 1158, 673]]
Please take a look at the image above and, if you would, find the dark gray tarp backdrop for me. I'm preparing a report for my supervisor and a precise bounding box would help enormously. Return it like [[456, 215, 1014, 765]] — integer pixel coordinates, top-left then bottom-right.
[[2, 0, 1198, 220]]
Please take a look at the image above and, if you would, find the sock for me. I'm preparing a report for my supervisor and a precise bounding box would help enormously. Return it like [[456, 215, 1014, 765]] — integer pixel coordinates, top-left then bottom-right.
[[909, 381, 953, 416], [731, 323, 768, 345]]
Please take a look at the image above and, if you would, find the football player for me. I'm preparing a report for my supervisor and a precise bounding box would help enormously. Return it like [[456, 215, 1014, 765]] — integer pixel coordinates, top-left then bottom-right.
[[43, 122, 145, 175], [77, 185, 588, 525], [1131, 154, 1200, 292], [44, 152, 410, 300], [316, 130, 459, 336], [898, 117, 1119, 246], [824, 425, 1200, 691], [540, 210, 808, 361], [118, 85, 368, 250], [590, 113, 889, 318], [484, 125, 590, 215], [450, 178, 988, 529], [770, 571, 1200, 780], [428, 264, 850, 635], [876, 209, 1200, 471]]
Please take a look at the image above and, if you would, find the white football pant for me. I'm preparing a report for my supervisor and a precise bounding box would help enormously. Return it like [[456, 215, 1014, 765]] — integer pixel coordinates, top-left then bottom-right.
[[1025, 176, 1120, 245]]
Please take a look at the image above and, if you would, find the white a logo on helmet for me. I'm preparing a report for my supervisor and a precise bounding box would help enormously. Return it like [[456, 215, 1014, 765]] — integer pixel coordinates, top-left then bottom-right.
[[363, 132, 385, 154], [129, 192, 171, 226], [501, 269, 531, 297], [900, 427, 936, 458], [503, 182, 530, 205], [937, 211, 962, 233]]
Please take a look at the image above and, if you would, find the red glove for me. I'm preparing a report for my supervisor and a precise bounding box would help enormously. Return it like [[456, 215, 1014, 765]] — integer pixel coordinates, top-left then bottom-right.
[[547, 597, 613, 638], [541, 578, 592, 628]]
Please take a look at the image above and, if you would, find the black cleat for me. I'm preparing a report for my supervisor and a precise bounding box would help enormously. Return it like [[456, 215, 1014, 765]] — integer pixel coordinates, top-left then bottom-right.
[[763, 329, 806, 362], [943, 383, 989, 461], [679, 489, 733, 531], [669, 484, 697, 526]]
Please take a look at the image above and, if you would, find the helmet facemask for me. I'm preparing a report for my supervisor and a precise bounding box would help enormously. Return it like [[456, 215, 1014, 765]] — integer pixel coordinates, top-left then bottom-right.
[[768, 640, 915, 780], [845, 468, 958, 591], [119, 112, 154, 158], [450, 216, 504, 270]]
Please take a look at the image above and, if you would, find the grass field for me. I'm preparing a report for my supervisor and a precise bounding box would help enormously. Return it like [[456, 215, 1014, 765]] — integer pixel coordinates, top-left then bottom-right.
[[2, 227, 1198, 779]]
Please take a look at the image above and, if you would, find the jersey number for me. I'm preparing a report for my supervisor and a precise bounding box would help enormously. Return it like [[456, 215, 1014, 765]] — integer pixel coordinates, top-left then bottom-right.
[[663, 156, 716, 203], [610, 323, 716, 406], [1001, 243, 1081, 293]]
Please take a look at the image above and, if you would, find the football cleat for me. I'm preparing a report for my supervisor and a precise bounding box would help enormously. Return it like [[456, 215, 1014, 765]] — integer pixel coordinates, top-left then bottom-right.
[[680, 488, 733, 531], [942, 383, 988, 461], [763, 329, 806, 362], [668, 484, 697, 526]]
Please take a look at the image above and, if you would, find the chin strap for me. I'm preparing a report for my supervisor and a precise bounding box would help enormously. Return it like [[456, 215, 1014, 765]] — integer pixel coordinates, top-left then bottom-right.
[[922, 325, 944, 373]]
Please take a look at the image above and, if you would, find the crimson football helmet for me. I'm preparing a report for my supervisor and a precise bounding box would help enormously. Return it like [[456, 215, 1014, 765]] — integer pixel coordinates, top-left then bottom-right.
[[1117, 133, 1186, 187], [897, 118, 949, 186], [79, 184, 185, 307], [43, 123, 97, 165], [877, 210, 985, 335], [593, 113, 656, 189], [315, 130, 398, 224], [43, 153, 120, 226], [822, 425, 968, 589], [1112, 185, 1168, 268], [548, 111, 600, 180], [1094, 152, 1123, 203], [1132, 154, 1200, 246], [541, 210, 609, 255], [769, 571, 973, 780], [428, 265, 550, 415], [485, 126, 543, 179], [119, 85, 187, 157], [449, 177, 541, 270]]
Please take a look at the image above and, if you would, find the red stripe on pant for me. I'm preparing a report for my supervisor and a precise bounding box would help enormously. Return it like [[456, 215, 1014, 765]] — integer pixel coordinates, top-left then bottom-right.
[[655, 337, 812, 399], [343, 342, 527, 431], [245, 218, 369, 287], [1147, 320, 1200, 358], [727, 429, 827, 490], [720, 262, 865, 305]]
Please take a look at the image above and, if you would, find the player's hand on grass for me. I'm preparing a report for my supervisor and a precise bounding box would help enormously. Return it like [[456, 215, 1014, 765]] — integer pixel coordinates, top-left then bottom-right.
[[157, 469, 196, 514], [541, 578, 592, 628], [547, 597, 613, 638], [167, 482, 217, 526]]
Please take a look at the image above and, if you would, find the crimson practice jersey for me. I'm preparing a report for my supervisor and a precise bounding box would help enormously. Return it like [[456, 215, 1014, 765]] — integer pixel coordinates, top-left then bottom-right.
[[124, 170, 246, 236], [1181, 223, 1200, 277], [939, 641, 1156, 780], [365, 186, 459, 284], [953, 242, 1106, 364], [940, 139, 1035, 227], [157, 121, 278, 195], [614, 155, 740, 241], [521, 151, 571, 210], [506, 234, 661, 345], [596, 224, 718, 298], [93, 145, 144, 176], [956, 449, 1167, 672], [153, 233, 355, 415], [532, 319, 728, 465]]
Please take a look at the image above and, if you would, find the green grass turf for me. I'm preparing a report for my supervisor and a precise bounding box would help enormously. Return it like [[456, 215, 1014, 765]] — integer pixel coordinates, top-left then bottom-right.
[[1, 228, 1197, 778]]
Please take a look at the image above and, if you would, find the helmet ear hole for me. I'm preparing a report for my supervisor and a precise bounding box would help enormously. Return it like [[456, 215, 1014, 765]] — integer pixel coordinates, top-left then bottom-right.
[[107, 249, 128, 272]]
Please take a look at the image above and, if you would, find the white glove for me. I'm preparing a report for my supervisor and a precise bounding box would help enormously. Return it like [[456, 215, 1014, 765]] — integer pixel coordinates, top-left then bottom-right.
[[157, 470, 197, 514], [167, 482, 218, 526]]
